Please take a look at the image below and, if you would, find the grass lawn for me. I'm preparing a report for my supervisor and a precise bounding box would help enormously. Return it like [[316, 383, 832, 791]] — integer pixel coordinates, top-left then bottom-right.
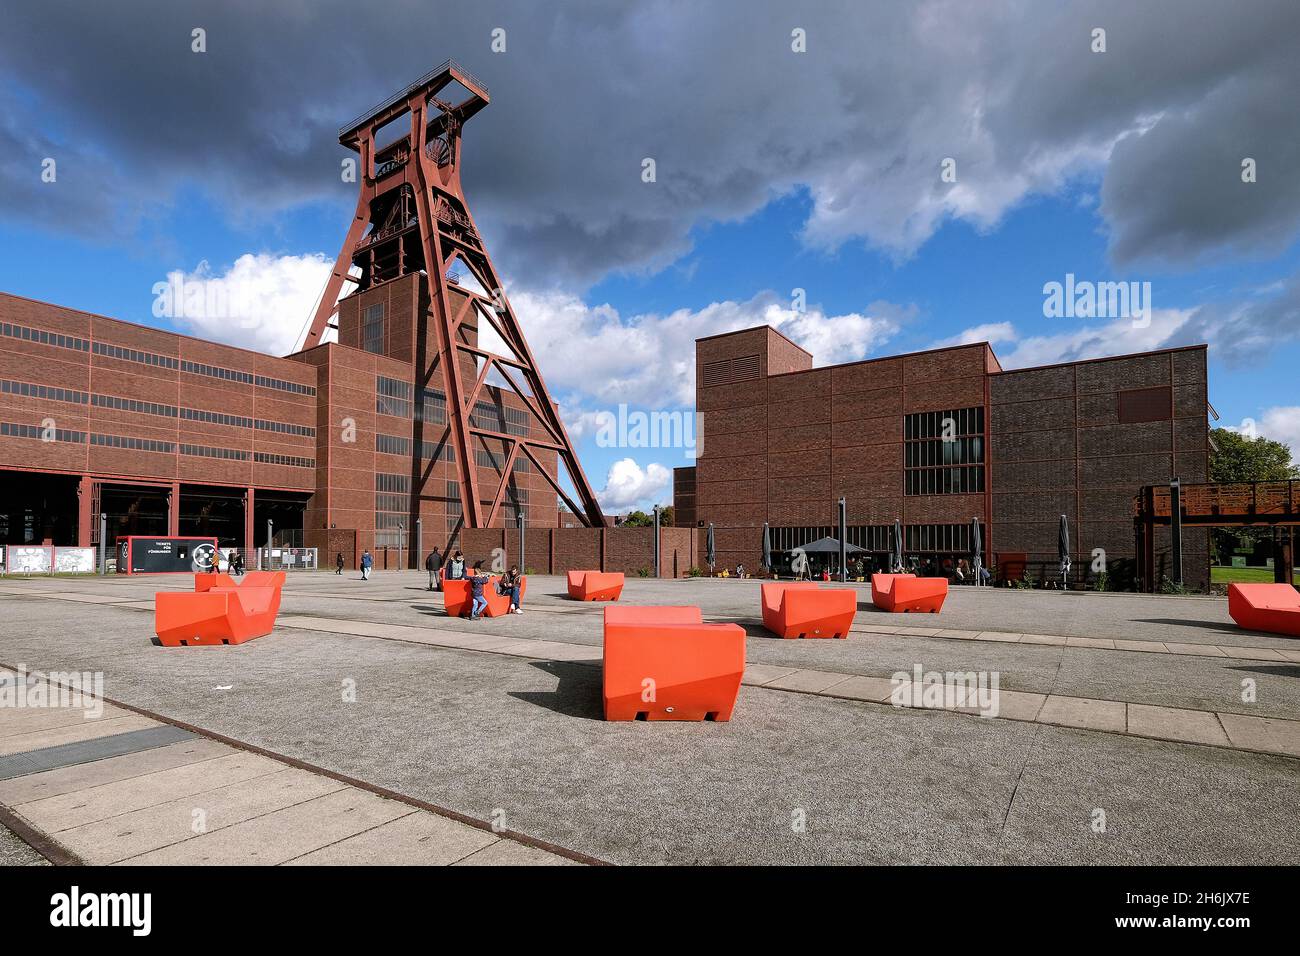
[[1211, 565, 1300, 584]]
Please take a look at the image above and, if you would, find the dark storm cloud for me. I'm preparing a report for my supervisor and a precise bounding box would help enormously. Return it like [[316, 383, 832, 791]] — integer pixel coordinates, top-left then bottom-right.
[[1, 0, 1298, 286]]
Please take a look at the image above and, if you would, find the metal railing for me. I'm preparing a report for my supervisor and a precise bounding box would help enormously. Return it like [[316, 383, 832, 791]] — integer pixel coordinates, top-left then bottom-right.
[[338, 59, 488, 138]]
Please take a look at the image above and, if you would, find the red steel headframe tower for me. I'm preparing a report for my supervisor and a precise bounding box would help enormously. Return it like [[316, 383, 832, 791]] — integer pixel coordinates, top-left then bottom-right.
[[304, 61, 605, 528]]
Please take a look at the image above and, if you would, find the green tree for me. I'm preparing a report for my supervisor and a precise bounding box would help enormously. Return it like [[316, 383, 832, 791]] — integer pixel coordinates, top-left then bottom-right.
[[620, 510, 652, 527], [1208, 428, 1298, 563], [1209, 428, 1299, 483]]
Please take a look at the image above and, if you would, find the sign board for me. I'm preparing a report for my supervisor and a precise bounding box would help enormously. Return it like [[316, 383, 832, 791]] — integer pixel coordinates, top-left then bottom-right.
[[117, 536, 218, 574], [6, 546, 53, 574], [53, 547, 96, 573]]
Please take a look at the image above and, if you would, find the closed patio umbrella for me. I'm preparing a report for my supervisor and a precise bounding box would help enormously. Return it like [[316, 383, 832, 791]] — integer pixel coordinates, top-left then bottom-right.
[[971, 517, 983, 587], [1058, 514, 1071, 587], [761, 523, 772, 573], [892, 519, 904, 573], [706, 522, 715, 574]]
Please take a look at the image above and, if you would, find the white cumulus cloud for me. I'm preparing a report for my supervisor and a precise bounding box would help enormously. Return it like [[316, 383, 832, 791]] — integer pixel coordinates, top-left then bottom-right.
[[597, 458, 672, 512]]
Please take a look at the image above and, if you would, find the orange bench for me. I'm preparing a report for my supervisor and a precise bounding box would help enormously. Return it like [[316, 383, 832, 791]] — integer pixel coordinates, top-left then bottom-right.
[[567, 570, 625, 601], [602, 606, 745, 721], [761, 582, 856, 638], [1227, 583, 1300, 638], [871, 573, 947, 613], [442, 572, 527, 618], [564, 572, 624, 600], [154, 572, 286, 646]]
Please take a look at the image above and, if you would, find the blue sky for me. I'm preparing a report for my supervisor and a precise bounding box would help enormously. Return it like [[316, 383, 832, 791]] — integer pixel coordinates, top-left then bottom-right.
[[2, 1, 1299, 511]]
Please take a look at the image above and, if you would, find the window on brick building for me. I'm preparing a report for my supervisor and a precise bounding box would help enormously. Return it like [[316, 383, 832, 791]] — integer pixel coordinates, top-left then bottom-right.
[[904, 406, 985, 495], [363, 303, 385, 355]]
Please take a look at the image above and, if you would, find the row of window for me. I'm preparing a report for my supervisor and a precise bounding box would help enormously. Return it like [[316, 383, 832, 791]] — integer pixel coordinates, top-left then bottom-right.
[[1, 379, 89, 405], [2, 418, 314, 467], [255, 452, 315, 469], [377, 472, 410, 494], [91, 433, 174, 453], [905, 465, 985, 496], [1, 322, 90, 352], [475, 448, 530, 473], [180, 443, 249, 461], [1, 376, 313, 435], [767, 525, 987, 556], [470, 401, 529, 436], [904, 407, 985, 441], [0, 421, 85, 443], [904, 436, 985, 469], [363, 304, 385, 355]]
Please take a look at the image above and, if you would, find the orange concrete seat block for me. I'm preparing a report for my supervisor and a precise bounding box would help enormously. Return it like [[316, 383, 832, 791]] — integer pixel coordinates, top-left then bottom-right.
[[567, 570, 625, 601], [154, 587, 282, 646], [602, 605, 746, 721], [870, 574, 914, 610], [155, 571, 287, 646], [761, 582, 856, 638], [194, 572, 238, 592], [1228, 583, 1300, 638], [872, 573, 947, 613], [442, 575, 527, 618]]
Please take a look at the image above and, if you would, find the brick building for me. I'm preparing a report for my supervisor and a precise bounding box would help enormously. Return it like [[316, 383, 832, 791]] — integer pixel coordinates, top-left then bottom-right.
[[0, 274, 558, 568], [676, 325, 1211, 590]]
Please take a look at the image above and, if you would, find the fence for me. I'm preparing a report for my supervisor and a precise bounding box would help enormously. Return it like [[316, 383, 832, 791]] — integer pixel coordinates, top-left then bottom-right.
[[0, 546, 97, 575]]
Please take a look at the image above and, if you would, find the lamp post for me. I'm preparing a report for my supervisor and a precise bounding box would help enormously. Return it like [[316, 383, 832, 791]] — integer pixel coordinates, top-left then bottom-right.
[[653, 505, 661, 578], [98, 512, 107, 575], [517, 510, 525, 570], [837, 496, 847, 583]]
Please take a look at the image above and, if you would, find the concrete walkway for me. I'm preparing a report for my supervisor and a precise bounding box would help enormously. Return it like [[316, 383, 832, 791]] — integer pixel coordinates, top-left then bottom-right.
[[0, 668, 582, 866]]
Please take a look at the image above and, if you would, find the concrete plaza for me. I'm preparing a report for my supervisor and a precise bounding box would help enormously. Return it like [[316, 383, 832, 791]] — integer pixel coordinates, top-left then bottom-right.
[[0, 570, 1297, 865]]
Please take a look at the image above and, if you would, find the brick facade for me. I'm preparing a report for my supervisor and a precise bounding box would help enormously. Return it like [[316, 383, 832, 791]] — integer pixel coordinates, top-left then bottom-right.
[[686, 325, 1211, 590]]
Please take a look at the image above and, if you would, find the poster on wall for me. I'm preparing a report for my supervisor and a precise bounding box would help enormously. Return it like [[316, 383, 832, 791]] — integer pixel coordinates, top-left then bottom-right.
[[7, 546, 54, 573], [54, 547, 97, 573], [118, 537, 218, 574]]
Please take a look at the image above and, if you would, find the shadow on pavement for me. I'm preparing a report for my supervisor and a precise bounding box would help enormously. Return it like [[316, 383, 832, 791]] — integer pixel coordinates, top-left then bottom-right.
[[508, 660, 604, 720]]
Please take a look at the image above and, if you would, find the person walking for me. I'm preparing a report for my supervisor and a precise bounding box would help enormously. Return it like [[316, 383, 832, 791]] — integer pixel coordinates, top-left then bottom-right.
[[335, 552, 344, 575], [466, 561, 491, 620], [361, 550, 373, 581], [445, 550, 466, 580], [498, 564, 523, 614], [425, 546, 443, 591]]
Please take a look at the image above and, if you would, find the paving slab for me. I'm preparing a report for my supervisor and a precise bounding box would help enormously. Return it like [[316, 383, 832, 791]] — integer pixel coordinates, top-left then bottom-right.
[[0, 703, 130, 738], [1164, 642, 1227, 658], [1127, 704, 1231, 747], [764, 670, 854, 694], [283, 808, 498, 865], [16, 750, 286, 832], [0, 714, 159, 757], [1114, 639, 1170, 654], [991, 690, 1048, 722], [60, 768, 349, 864], [820, 675, 897, 703], [452, 838, 579, 866], [743, 663, 802, 686], [1217, 713, 1300, 758], [115, 783, 407, 865], [1038, 696, 1127, 734], [0, 738, 232, 805]]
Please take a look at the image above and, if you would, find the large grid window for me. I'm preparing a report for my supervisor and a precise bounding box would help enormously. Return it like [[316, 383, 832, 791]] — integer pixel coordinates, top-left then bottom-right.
[[363, 303, 385, 355], [904, 406, 985, 496], [376, 376, 411, 417], [375, 472, 410, 546]]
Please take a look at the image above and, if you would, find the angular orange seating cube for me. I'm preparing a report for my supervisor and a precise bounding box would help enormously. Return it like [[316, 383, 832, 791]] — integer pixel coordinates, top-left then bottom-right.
[[567, 570, 625, 601], [1228, 583, 1300, 638], [154, 572, 285, 646], [194, 572, 238, 592], [761, 582, 856, 638], [602, 606, 745, 721], [872, 573, 947, 613], [442, 573, 527, 618]]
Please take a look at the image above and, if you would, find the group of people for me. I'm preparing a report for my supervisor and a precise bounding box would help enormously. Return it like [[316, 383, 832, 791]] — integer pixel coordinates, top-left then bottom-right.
[[332, 546, 524, 620], [424, 547, 524, 620]]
